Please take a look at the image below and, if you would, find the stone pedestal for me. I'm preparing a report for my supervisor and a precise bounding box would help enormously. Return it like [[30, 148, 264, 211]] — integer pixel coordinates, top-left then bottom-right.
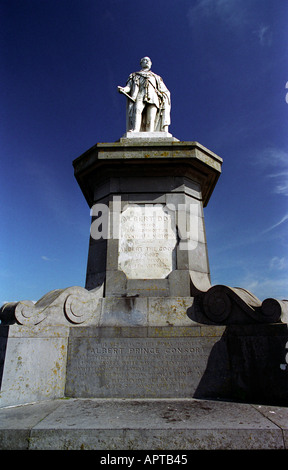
[[66, 138, 223, 399], [73, 139, 222, 298]]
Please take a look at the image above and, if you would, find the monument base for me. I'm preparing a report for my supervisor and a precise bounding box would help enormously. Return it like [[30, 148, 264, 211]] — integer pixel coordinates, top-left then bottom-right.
[[1, 290, 288, 408], [65, 323, 288, 405], [1, 319, 288, 408], [1, 308, 288, 450]]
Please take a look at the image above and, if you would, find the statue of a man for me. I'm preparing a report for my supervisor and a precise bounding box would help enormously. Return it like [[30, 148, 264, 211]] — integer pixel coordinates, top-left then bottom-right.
[[118, 57, 171, 133]]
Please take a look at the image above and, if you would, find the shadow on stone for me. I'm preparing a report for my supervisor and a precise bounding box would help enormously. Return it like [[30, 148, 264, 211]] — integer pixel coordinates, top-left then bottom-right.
[[193, 323, 288, 406], [0, 326, 9, 390]]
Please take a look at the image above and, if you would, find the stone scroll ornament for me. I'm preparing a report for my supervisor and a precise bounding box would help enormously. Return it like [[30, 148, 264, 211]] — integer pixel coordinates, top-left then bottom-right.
[[188, 280, 288, 325], [0, 286, 102, 326], [117, 56, 171, 133]]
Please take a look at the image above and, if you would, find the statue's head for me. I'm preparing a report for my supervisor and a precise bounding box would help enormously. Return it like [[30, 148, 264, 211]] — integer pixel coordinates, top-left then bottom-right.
[[140, 57, 152, 70]]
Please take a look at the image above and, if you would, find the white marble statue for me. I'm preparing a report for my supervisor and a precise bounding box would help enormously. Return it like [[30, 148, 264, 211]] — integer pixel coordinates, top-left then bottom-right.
[[118, 57, 171, 133]]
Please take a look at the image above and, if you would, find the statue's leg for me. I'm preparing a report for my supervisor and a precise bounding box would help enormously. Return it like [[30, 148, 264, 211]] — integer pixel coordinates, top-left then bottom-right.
[[133, 111, 142, 131], [132, 100, 145, 132], [146, 105, 157, 132]]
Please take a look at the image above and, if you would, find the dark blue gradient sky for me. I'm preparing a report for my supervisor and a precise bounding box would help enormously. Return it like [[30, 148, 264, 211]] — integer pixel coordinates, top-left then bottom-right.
[[1, 0, 287, 303]]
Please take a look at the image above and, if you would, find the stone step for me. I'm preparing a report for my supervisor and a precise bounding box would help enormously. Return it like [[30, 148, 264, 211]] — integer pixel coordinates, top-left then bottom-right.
[[0, 398, 287, 450]]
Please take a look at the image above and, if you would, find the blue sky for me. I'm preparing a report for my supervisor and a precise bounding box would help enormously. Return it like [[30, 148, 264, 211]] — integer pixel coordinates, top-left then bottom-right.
[[1, 0, 287, 304]]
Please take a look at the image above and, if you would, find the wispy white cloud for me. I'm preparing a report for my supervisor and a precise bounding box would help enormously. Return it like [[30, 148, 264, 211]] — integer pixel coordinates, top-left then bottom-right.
[[255, 147, 288, 197], [270, 256, 287, 271], [262, 213, 288, 234], [254, 24, 272, 46], [213, 267, 288, 301], [187, 0, 273, 46], [260, 147, 288, 167], [188, 0, 246, 29], [267, 171, 288, 197], [244, 276, 288, 301]]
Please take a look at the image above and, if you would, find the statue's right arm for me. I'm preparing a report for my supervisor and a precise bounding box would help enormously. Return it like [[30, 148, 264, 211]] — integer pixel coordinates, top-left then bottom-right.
[[118, 85, 130, 94], [119, 74, 135, 92]]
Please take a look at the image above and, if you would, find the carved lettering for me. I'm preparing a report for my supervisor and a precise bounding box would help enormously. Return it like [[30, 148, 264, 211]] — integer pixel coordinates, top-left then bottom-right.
[[118, 205, 177, 279], [66, 337, 210, 397]]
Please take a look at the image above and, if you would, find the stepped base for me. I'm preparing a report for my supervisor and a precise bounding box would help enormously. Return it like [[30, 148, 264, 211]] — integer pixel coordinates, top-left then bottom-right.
[[0, 397, 287, 450]]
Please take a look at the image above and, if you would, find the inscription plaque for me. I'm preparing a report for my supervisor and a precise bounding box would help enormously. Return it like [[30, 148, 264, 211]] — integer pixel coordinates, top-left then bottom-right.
[[118, 205, 177, 279], [65, 336, 220, 398]]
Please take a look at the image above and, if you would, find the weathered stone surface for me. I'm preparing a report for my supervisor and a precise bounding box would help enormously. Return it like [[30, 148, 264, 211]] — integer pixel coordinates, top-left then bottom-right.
[[73, 141, 223, 207], [64, 325, 227, 399], [189, 284, 288, 325], [64, 322, 288, 405], [0, 325, 69, 407], [118, 205, 177, 279], [72, 140, 223, 297], [0, 398, 286, 450], [147, 297, 193, 326], [98, 297, 195, 327], [0, 286, 102, 327], [99, 298, 148, 327], [0, 399, 61, 450]]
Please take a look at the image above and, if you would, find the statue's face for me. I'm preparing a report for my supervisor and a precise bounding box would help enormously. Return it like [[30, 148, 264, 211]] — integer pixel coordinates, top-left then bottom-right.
[[140, 57, 152, 70]]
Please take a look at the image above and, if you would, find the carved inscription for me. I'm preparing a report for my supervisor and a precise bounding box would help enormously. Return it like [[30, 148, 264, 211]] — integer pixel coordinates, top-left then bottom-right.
[[66, 338, 211, 398], [118, 205, 176, 279]]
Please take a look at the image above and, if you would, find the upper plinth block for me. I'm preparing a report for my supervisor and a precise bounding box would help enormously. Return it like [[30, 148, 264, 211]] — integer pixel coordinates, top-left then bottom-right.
[[73, 140, 223, 207]]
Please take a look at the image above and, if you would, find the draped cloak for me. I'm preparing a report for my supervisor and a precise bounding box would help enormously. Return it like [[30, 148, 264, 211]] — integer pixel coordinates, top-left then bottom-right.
[[125, 70, 171, 132]]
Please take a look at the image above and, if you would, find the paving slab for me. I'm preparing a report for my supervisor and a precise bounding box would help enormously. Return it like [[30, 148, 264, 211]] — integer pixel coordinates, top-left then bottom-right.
[[253, 404, 288, 448], [0, 399, 62, 450], [0, 398, 287, 450]]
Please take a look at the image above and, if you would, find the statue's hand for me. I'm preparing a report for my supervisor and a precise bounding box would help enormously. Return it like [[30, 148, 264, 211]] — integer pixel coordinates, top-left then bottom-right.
[[118, 86, 125, 94]]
